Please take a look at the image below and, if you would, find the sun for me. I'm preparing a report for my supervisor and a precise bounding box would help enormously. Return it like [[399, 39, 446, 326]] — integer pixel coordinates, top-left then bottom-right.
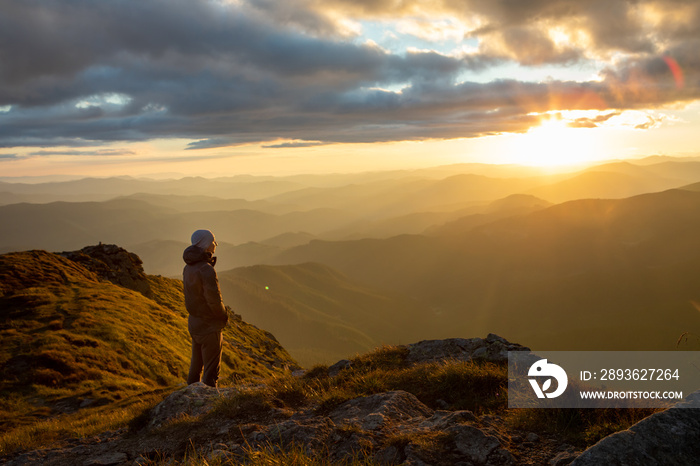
[[510, 117, 600, 167]]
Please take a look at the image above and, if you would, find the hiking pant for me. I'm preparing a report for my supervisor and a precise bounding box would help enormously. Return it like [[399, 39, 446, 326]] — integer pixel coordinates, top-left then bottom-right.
[[187, 331, 222, 387]]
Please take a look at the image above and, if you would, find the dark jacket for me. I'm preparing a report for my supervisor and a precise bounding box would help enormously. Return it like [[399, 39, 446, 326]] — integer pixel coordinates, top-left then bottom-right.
[[183, 245, 228, 335]]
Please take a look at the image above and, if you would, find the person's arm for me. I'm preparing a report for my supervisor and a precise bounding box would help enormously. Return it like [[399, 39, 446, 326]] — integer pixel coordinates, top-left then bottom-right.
[[201, 265, 228, 324]]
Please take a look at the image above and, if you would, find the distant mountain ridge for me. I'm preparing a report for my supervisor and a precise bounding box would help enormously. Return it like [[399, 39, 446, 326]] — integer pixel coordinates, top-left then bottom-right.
[[270, 188, 700, 353], [2, 159, 698, 260], [3, 160, 700, 365]]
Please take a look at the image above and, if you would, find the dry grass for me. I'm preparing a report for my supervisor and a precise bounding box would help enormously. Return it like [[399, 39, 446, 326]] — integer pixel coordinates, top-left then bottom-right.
[[0, 250, 295, 456], [506, 406, 660, 446], [1, 389, 168, 455], [207, 344, 654, 449], [135, 441, 381, 465]]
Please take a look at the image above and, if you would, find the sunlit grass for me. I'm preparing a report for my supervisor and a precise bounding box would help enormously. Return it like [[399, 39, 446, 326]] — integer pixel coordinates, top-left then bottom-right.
[[0, 250, 296, 456], [201, 344, 507, 421], [0, 389, 168, 455], [204, 345, 655, 450], [2, 343, 660, 460], [136, 440, 382, 465]]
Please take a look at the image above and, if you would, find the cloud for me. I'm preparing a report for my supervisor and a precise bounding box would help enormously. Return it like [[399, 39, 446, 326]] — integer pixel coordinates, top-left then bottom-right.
[[28, 149, 137, 157], [0, 153, 19, 160], [0, 0, 698, 151], [568, 111, 622, 128], [263, 141, 328, 148], [635, 116, 662, 130]]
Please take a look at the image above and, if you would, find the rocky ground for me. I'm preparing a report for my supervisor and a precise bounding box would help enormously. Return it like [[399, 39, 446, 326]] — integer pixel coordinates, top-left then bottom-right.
[[3, 335, 699, 465]]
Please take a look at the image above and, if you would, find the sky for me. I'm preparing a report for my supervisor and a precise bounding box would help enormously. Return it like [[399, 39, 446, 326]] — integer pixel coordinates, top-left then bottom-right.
[[1, 0, 700, 178]]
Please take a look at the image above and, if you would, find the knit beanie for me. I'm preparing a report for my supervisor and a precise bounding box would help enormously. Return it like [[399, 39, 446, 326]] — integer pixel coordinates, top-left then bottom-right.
[[191, 229, 216, 251]]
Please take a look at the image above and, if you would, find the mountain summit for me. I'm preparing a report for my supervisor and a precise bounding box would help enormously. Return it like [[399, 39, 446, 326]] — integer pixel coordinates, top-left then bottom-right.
[[0, 244, 297, 454]]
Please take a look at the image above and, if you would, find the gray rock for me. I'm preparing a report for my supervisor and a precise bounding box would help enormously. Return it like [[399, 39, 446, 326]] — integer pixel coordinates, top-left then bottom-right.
[[375, 445, 401, 464], [328, 359, 352, 377], [406, 335, 530, 365], [362, 412, 385, 430], [329, 390, 433, 429], [435, 399, 450, 409], [549, 450, 577, 466], [259, 417, 335, 452], [83, 452, 128, 465], [447, 424, 515, 465], [418, 410, 478, 430], [403, 444, 431, 466], [570, 392, 700, 465], [146, 382, 234, 430], [80, 398, 95, 408]]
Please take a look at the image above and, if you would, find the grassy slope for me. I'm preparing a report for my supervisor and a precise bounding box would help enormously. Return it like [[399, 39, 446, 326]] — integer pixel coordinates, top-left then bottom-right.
[[0, 249, 296, 453], [218, 262, 435, 366], [142, 345, 657, 465]]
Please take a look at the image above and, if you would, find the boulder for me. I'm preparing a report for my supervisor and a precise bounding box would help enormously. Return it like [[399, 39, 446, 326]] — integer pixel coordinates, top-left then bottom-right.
[[328, 390, 434, 429], [146, 382, 235, 430], [447, 423, 515, 465], [328, 359, 352, 377], [570, 391, 700, 465], [256, 417, 336, 454], [84, 451, 129, 465], [406, 334, 530, 365]]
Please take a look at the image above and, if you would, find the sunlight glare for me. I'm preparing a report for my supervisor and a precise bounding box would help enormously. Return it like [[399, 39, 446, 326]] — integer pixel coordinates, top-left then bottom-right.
[[509, 117, 601, 167]]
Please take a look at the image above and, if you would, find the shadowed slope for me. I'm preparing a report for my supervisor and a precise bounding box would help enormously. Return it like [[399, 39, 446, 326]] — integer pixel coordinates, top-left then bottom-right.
[[219, 262, 433, 366], [271, 189, 700, 352]]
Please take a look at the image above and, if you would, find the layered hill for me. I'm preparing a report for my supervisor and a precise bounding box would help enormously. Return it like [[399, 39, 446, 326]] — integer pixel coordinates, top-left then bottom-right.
[[217, 262, 434, 366], [2, 158, 696, 259], [0, 245, 296, 448], [0, 198, 353, 253], [3, 161, 700, 367], [272, 188, 700, 352]]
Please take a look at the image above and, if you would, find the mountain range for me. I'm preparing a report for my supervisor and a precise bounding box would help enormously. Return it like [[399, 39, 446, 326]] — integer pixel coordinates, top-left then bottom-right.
[[3, 158, 700, 365]]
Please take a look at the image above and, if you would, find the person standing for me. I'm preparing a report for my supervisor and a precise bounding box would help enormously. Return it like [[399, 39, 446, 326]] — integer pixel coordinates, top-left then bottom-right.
[[182, 229, 228, 387]]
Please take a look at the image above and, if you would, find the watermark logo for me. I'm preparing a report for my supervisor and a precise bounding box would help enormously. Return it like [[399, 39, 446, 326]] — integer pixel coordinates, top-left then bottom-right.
[[528, 359, 568, 398]]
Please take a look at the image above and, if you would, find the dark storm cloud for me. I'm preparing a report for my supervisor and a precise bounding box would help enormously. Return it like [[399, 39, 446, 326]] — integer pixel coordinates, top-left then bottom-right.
[[0, 0, 699, 151]]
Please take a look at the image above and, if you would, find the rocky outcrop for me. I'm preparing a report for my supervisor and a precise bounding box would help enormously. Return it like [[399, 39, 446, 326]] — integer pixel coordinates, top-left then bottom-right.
[[570, 391, 700, 466], [60, 244, 153, 298], [405, 334, 530, 365], [0, 336, 549, 466], [325, 333, 531, 377], [146, 382, 237, 430], [327, 390, 434, 430], [143, 385, 518, 466], [9, 335, 699, 465]]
